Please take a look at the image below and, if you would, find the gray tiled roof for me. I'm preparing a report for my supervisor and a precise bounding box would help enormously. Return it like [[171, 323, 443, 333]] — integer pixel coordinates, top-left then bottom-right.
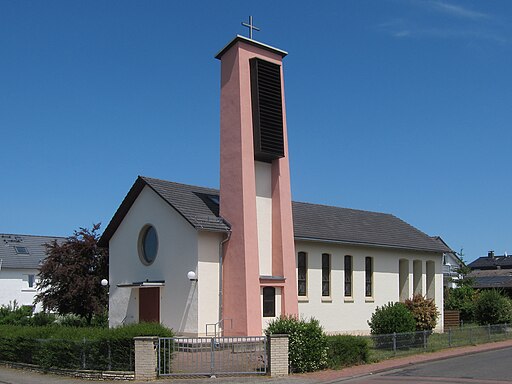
[[99, 176, 450, 254], [468, 255, 512, 270], [292, 202, 449, 253], [141, 176, 229, 232], [98, 176, 230, 247], [472, 275, 512, 288], [0, 234, 65, 270], [468, 270, 512, 288]]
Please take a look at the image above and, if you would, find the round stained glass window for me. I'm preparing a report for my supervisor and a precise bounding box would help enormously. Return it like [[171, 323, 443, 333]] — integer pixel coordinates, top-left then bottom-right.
[[139, 225, 158, 265]]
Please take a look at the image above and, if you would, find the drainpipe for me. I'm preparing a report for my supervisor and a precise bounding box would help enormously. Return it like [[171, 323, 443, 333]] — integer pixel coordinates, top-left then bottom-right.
[[218, 230, 231, 332]]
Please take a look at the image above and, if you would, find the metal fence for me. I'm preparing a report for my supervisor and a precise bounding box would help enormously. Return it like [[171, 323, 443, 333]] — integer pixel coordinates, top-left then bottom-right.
[[158, 336, 267, 377], [367, 324, 512, 359], [0, 337, 134, 371]]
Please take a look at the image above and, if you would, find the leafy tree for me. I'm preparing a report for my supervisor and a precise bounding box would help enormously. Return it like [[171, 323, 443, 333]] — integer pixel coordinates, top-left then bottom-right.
[[35, 224, 108, 325]]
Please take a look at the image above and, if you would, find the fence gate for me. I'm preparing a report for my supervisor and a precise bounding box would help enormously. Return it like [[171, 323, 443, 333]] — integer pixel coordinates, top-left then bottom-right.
[[158, 336, 267, 377]]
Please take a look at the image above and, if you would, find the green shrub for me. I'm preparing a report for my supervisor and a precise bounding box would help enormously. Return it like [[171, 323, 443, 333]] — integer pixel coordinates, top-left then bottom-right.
[[326, 335, 369, 369], [0, 301, 33, 325], [0, 302, 107, 328], [444, 286, 478, 322], [31, 312, 56, 326], [404, 294, 439, 331], [265, 315, 328, 373], [54, 313, 106, 327], [368, 302, 416, 335], [90, 311, 109, 328], [475, 289, 512, 325]]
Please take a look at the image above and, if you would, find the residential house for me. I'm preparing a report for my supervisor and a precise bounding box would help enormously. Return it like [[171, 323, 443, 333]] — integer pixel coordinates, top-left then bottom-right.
[[0, 233, 65, 311]]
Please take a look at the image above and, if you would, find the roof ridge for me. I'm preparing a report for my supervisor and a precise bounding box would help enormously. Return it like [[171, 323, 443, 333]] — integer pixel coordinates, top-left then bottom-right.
[[139, 175, 219, 191]]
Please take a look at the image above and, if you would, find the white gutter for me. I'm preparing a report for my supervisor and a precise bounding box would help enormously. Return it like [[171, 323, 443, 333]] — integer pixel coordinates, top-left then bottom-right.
[[218, 230, 231, 331]]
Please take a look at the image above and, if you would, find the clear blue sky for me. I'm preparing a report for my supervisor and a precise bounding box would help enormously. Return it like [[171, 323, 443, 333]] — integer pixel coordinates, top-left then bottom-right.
[[1, 1, 511, 262]]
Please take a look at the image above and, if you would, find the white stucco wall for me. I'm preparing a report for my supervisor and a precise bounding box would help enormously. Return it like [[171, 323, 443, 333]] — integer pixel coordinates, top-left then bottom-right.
[[295, 241, 444, 334], [255, 161, 272, 276], [0, 268, 41, 311], [197, 231, 223, 336], [108, 186, 200, 334]]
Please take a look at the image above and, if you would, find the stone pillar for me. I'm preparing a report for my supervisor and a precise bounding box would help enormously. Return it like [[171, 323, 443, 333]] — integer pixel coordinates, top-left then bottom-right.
[[134, 336, 158, 380], [268, 334, 289, 376]]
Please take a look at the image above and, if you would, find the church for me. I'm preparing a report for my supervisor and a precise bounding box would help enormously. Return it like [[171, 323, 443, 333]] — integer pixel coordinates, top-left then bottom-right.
[[98, 34, 450, 337]]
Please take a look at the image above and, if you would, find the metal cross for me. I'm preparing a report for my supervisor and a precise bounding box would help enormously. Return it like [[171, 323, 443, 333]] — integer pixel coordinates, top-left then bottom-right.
[[241, 16, 260, 40]]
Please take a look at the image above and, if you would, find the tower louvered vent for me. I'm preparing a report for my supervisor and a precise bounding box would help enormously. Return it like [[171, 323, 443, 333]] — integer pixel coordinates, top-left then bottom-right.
[[250, 58, 285, 162]]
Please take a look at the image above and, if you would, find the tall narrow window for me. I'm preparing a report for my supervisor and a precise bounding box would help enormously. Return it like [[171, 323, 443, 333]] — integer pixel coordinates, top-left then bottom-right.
[[263, 287, 276, 317], [344, 255, 352, 297], [297, 252, 307, 297], [28, 274, 35, 288], [322, 253, 330, 297], [365, 257, 373, 297]]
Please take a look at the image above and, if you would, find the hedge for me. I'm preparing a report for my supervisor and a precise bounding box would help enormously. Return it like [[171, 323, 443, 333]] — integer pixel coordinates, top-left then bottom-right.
[[0, 323, 173, 371], [326, 335, 369, 369]]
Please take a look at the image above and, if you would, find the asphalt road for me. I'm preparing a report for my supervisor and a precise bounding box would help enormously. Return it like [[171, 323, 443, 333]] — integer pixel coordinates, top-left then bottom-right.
[[342, 346, 512, 384]]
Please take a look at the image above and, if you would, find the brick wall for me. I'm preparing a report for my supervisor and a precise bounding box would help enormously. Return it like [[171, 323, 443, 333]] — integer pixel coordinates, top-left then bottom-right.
[[268, 334, 289, 376], [134, 336, 158, 380]]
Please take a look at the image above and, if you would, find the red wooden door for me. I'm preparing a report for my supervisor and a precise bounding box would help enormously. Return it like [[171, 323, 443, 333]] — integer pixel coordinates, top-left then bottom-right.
[[139, 287, 160, 323]]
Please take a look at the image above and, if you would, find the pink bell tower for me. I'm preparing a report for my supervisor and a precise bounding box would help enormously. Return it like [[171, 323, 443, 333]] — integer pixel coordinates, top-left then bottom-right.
[[216, 35, 298, 336]]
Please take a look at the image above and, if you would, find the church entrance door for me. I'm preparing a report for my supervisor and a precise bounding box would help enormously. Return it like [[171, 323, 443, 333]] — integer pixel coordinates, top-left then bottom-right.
[[139, 287, 160, 323]]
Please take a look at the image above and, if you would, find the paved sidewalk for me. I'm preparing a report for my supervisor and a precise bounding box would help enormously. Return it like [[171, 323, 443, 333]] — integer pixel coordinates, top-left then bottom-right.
[[2, 339, 512, 383]]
